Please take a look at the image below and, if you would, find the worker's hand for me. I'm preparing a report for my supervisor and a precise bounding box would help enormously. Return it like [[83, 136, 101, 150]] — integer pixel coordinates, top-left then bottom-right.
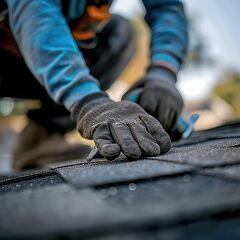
[[71, 93, 171, 160], [123, 67, 184, 131]]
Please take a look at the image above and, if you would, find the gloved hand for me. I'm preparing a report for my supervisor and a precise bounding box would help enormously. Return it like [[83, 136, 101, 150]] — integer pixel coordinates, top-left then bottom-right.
[[123, 67, 184, 131], [71, 93, 171, 160]]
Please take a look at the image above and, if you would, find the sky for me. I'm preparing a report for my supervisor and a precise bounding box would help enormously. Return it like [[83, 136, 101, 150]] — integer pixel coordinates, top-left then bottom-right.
[[183, 0, 240, 70], [111, 0, 240, 102]]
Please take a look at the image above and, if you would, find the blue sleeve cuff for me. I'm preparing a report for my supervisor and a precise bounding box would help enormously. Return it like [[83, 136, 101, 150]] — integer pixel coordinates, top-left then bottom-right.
[[151, 53, 180, 74], [63, 81, 102, 110]]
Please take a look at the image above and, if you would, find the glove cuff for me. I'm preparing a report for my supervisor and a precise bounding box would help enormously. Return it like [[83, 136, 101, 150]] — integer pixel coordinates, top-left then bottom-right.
[[71, 92, 109, 122], [122, 66, 177, 101], [146, 65, 177, 84]]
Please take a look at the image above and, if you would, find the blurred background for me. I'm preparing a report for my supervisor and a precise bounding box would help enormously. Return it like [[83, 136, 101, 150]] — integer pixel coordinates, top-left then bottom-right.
[[0, 0, 239, 172]]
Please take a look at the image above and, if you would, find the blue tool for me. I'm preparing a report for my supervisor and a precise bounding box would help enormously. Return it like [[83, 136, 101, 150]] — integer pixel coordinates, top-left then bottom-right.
[[87, 88, 199, 161], [178, 114, 199, 139]]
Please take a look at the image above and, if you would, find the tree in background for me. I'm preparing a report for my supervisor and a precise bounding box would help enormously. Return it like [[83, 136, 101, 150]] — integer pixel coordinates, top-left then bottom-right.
[[214, 70, 240, 118]]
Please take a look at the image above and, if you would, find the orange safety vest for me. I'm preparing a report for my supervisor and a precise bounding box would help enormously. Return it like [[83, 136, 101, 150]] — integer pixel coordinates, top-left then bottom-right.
[[71, 3, 111, 41]]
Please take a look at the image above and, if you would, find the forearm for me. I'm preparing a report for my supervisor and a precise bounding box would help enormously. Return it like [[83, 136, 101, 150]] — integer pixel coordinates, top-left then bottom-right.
[[6, 0, 101, 109], [142, 0, 189, 74]]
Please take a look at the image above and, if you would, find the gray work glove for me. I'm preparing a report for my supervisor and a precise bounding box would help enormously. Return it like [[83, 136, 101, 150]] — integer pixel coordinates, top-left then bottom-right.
[[123, 67, 184, 131], [71, 93, 171, 160]]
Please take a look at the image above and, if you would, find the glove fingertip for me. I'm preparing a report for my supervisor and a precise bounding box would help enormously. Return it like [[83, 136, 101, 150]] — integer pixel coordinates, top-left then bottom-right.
[[159, 135, 171, 154], [143, 142, 161, 156], [140, 114, 171, 154], [102, 143, 121, 160]]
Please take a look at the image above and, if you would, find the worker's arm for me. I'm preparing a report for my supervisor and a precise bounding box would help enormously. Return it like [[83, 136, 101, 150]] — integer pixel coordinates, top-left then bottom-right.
[[142, 0, 189, 73], [124, 0, 188, 131], [6, 0, 171, 159], [6, 0, 101, 110]]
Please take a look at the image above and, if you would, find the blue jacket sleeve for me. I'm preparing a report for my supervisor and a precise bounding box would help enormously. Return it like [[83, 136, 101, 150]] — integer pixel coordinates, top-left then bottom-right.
[[142, 0, 189, 74], [6, 0, 101, 110]]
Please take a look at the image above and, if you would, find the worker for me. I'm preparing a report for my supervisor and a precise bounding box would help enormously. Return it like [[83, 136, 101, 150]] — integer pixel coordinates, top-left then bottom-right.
[[0, 0, 188, 169]]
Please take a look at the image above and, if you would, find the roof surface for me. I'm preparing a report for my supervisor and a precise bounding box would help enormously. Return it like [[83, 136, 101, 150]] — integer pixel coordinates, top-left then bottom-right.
[[1, 122, 240, 239]]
